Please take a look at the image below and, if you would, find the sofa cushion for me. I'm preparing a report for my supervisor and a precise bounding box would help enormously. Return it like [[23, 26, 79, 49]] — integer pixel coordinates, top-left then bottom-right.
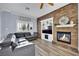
[[14, 33, 25, 38], [24, 32, 31, 37], [14, 32, 32, 38], [2, 33, 13, 43]]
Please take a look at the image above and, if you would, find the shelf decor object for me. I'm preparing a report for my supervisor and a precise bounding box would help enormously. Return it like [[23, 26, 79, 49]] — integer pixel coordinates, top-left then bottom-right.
[[56, 15, 76, 27], [59, 16, 69, 25]]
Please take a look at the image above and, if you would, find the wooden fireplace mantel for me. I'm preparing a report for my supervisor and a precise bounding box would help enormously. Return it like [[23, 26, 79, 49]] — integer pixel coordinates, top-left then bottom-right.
[[56, 24, 76, 27]]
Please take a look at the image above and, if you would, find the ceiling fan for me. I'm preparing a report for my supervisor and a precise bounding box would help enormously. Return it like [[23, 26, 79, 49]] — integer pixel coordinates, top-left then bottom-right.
[[40, 3, 54, 9]]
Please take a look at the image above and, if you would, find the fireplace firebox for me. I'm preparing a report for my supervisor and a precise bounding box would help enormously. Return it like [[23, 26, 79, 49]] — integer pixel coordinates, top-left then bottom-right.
[[57, 32, 71, 44]]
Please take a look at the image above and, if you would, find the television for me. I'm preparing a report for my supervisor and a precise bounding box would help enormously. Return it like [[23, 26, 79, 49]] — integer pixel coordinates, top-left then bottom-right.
[[42, 26, 52, 34], [42, 30, 52, 34]]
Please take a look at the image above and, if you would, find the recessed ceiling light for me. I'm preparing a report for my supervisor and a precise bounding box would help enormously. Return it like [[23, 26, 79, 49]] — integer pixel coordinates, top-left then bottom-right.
[[25, 7, 30, 11]]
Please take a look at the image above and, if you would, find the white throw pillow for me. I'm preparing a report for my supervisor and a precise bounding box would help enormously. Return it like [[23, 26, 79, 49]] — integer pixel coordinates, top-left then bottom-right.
[[0, 37, 5, 43], [11, 35, 16, 43], [0, 46, 2, 50], [19, 38, 26, 42]]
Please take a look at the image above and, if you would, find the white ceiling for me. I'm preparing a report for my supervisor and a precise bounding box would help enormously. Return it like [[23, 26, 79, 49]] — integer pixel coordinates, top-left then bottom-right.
[[0, 3, 69, 18]]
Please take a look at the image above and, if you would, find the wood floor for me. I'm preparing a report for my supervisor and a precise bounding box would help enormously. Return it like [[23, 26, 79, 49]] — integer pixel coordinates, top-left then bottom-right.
[[32, 39, 79, 56]]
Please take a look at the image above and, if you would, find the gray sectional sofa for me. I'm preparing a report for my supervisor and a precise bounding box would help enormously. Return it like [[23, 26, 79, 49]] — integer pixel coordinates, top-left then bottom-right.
[[0, 32, 36, 56], [14, 32, 37, 41]]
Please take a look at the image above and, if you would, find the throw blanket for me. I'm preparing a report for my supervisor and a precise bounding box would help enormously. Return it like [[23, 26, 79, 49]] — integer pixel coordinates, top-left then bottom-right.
[[11, 42, 17, 51]]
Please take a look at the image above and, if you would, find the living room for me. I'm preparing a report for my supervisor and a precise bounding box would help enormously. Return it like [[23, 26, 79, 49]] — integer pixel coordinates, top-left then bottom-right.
[[0, 3, 79, 56]]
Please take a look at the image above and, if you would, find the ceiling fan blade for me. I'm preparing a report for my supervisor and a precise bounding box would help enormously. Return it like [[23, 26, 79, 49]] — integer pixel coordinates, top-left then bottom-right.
[[40, 3, 44, 9], [48, 3, 54, 6]]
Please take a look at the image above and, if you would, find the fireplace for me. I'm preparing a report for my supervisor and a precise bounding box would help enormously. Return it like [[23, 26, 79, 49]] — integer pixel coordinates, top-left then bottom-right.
[[57, 32, 71, 44]]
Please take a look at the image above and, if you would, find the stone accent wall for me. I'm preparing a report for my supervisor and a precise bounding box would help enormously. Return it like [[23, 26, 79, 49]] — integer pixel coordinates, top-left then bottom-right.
[[37, 3, 78, 49]]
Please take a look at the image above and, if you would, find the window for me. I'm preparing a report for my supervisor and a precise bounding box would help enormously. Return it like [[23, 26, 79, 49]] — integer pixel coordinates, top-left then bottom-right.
[[17, 21, 28, 32], [17, 20, 33, 32]]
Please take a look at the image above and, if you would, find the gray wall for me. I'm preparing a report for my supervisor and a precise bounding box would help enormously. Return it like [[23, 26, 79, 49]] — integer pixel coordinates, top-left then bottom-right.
[[32, 18, 37, 32], [1, 11, 17, 38], [0, 13, 1, 40], [78, 4, 79, 51]]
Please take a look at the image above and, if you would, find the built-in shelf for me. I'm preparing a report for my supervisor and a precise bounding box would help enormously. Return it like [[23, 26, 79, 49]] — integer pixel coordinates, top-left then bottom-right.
[[56, 24, 76, 27]]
